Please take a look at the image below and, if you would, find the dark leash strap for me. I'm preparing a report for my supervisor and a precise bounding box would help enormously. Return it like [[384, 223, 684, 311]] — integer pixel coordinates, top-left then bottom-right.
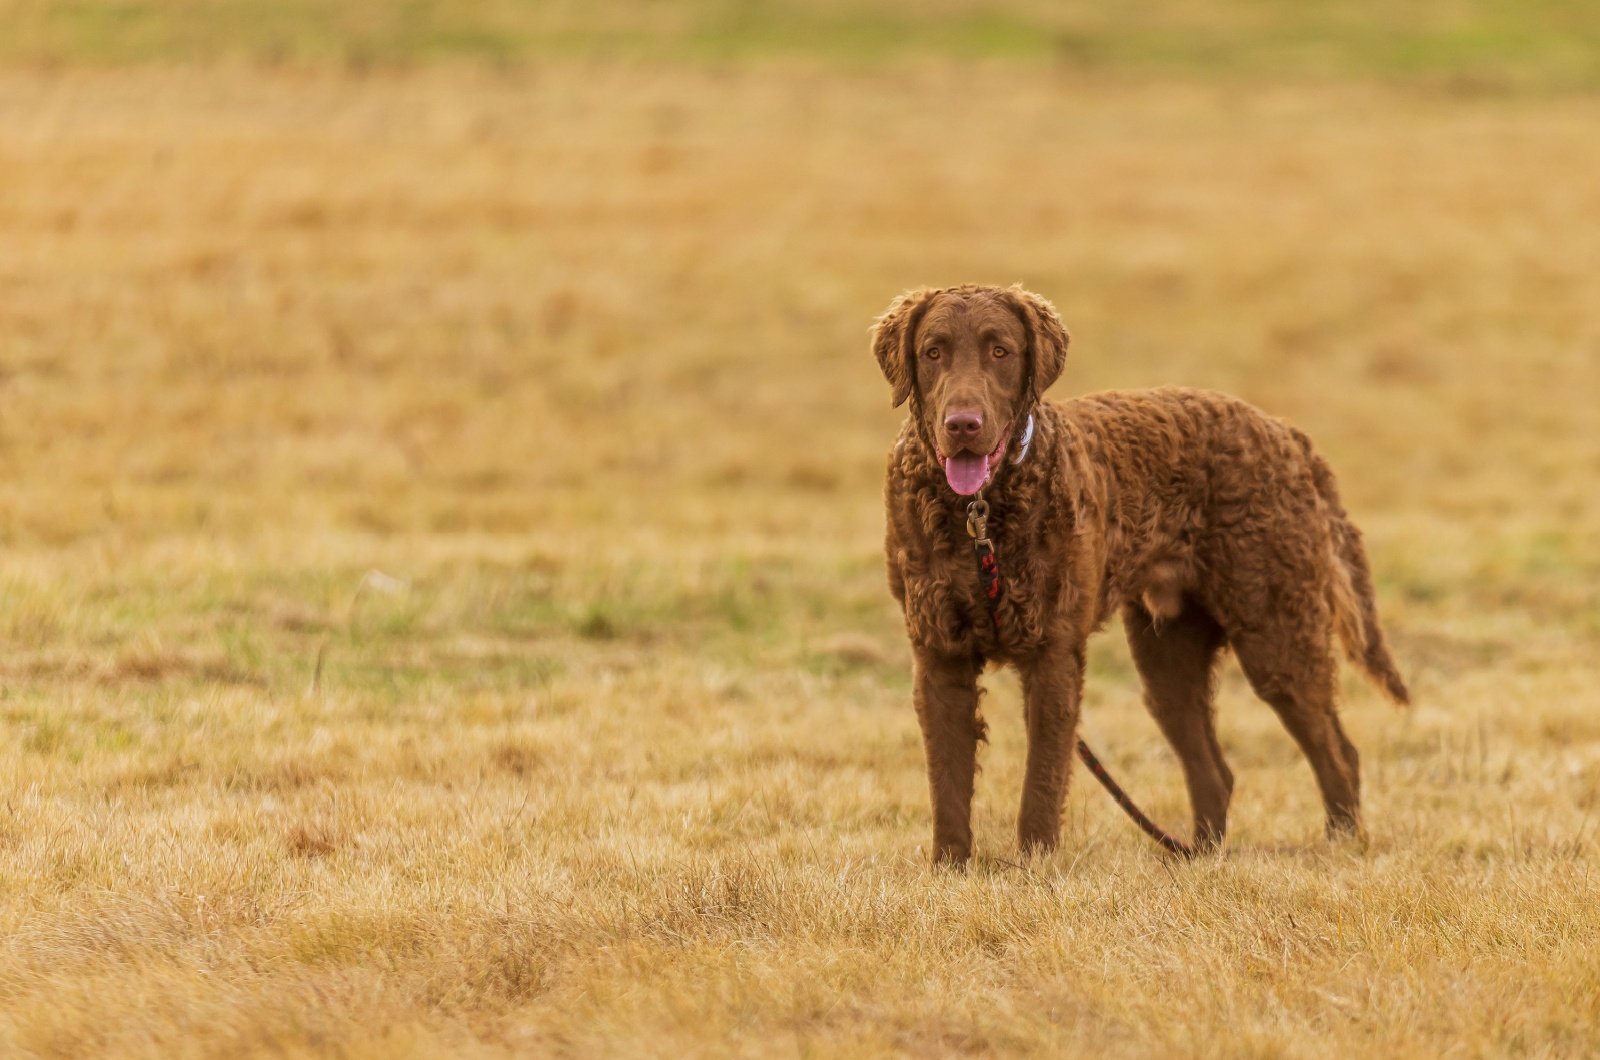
[[965, 493, 1195, 860], [1073, 737, 1195, 858]]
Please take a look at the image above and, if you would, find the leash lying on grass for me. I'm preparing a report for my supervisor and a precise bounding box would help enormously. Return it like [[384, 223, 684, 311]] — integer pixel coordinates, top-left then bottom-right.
[[965, 493, 1196, 860]]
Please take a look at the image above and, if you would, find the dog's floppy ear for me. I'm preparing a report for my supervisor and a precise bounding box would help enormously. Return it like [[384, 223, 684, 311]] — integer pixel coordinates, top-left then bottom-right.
[[871, 288, 938, 408], [1005, 285, 1070, 407]]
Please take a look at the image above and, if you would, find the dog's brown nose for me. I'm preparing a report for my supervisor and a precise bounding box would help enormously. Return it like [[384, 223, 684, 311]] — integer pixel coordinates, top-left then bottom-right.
[[944, 408, 984, 439]]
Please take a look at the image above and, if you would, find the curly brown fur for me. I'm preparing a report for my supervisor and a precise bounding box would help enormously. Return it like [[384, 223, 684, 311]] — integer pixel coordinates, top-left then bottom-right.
[[875, 285, 1409, 864]]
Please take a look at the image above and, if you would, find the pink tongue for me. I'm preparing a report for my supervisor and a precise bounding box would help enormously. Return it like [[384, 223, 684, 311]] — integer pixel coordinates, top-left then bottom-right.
[[943, 452, 990, 495]]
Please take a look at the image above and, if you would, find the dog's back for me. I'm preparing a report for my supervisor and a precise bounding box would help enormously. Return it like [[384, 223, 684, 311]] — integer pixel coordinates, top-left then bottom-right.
[[1057, 387, 1408, 704]]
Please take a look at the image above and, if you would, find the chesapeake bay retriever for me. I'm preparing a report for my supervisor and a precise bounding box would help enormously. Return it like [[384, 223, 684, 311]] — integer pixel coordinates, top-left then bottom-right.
[[874, 284, 1409, 864]]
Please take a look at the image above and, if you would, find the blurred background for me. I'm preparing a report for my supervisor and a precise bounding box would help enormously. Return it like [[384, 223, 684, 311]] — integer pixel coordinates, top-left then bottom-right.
[[4, 3, 1599, 642], [6, 0, 1600, 80], [1, 0, 1598, 713]]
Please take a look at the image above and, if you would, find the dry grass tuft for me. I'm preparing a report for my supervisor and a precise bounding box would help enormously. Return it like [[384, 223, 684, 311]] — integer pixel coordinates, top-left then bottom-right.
[[491, 740, 543, 777], [285, 819, 344, 859]]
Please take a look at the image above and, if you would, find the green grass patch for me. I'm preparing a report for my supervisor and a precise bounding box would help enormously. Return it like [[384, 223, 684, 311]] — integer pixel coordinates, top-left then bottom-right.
[[5, 0, 1600, 88]]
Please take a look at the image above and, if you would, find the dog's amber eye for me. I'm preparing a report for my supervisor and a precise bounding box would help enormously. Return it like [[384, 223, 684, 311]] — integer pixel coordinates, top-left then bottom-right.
[[993, 346, 1008, 358], [924, 347, 940, 360]]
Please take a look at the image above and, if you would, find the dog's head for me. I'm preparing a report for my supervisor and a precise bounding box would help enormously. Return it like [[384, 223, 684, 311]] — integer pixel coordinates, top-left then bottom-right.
[[872, 284, 1069, 495]]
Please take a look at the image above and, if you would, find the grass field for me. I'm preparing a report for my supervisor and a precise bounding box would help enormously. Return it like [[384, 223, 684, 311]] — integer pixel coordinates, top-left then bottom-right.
[[2, 6, 1600, 1056]]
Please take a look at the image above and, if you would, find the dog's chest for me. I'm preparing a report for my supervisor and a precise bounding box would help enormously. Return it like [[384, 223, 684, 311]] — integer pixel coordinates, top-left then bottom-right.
[[897, 497, 1062, 660]]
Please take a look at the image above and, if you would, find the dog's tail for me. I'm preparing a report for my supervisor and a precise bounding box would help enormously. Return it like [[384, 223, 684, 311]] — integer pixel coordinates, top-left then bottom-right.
[[1295, 430, 1411, 706]]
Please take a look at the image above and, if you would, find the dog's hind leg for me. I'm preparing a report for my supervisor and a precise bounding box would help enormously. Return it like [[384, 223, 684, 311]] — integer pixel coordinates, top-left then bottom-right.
[[1124, 599, 1233, 852], [1231, 621, 1363, 839]]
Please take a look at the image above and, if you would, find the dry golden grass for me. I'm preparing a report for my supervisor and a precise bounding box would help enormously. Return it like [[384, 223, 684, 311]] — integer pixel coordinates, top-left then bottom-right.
[[1, 62, 1599, 1056]]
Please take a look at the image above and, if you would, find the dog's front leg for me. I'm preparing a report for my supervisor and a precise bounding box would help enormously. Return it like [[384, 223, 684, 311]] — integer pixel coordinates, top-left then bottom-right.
[[1017, 639, 1086, 854], [912, 648, 983, 865]]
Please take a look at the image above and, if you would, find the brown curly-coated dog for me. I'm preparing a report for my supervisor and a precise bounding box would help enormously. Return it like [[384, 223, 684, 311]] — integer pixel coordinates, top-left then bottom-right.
[[874, 284, 1409, 864]]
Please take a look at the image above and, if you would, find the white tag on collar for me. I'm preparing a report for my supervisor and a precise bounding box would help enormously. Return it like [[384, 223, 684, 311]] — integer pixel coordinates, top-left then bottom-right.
[[1011, 414, 1035, 465]]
